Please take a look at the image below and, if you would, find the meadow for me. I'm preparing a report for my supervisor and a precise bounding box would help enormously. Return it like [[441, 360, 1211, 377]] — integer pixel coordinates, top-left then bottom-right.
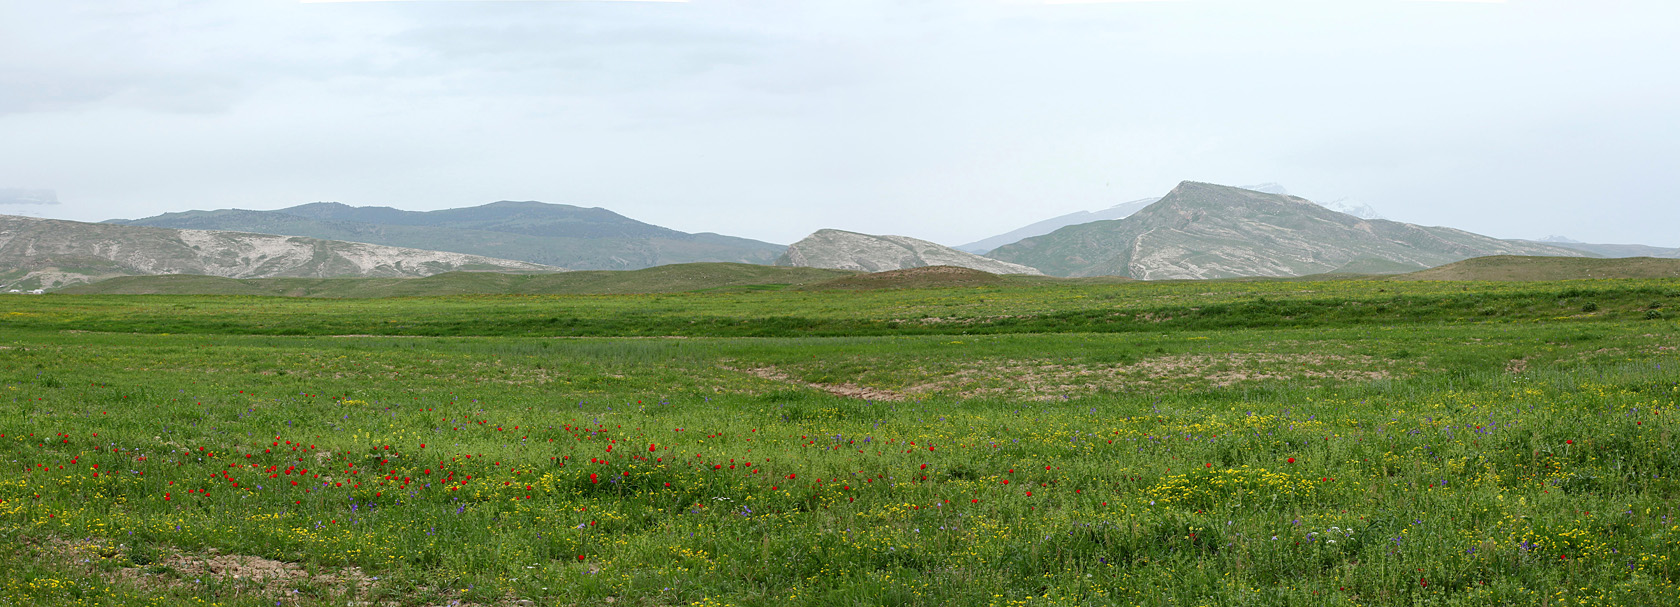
[[2, 276, 1679, 606]]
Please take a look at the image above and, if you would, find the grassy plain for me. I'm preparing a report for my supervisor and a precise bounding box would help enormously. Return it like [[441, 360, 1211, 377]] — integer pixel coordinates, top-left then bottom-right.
[[2, 276, 1679, 606]]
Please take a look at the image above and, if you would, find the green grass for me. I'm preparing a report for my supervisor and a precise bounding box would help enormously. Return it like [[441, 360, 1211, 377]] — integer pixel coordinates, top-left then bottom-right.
[[14, 275, 1680, 338], [2, 277, 1679, 605], [59, 263, 858, 298]]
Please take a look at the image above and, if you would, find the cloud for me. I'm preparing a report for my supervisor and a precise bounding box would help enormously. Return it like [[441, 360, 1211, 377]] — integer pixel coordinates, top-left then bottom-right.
[[2, 0, 1677, 248], [0, 189, 59, 205], [301, 1, 687, 3]]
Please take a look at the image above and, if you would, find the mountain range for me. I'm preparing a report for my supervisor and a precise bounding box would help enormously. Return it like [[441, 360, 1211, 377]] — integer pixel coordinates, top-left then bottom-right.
[[0, 215, 555, 290], [3, 181, 1673, 291], [985, 181, 1587, 279], [110, 201, 784, 270]]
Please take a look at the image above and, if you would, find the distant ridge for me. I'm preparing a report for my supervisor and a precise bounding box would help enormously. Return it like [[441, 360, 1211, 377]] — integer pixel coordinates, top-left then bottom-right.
[[778, 229, 1043, 275], [0, 214, 556, 291], [956, 197, 1158, 254], [1517, 239, 1680, 259], [1392, 255, 1680, 281], [111, 200, 785, 270], [986, 181, 1588, 279]]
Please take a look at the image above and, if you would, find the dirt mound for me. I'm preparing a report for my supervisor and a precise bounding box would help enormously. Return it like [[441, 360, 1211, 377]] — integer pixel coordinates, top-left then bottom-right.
[[804, 265, 1004, 290]]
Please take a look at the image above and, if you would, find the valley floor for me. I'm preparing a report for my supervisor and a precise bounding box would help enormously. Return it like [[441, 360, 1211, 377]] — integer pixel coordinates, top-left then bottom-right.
[[2, 278, 1679, 606]]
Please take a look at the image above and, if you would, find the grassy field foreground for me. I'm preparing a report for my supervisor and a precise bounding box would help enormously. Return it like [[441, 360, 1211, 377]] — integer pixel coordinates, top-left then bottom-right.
[[2, 277, 1680, 606]]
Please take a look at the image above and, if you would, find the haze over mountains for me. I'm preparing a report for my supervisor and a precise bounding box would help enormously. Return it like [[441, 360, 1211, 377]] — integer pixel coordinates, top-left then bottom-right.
[[0, 215, 555, 290], [956, 197, 1160, 255], [111, 201, 784, 271], [985, 182, 1587, 279]]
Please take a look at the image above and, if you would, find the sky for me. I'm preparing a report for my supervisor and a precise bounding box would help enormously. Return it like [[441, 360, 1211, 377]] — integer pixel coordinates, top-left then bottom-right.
[[2, 0, 1676, 248]]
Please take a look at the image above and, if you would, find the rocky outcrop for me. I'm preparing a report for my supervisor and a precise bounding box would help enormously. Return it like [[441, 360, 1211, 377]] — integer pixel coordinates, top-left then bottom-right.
[[776, 229, 1043, 275], [0, 214, 559, 290]]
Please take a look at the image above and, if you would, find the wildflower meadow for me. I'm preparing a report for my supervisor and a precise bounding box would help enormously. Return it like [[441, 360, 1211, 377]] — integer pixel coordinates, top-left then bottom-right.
[[2, 278, 1679, 605]]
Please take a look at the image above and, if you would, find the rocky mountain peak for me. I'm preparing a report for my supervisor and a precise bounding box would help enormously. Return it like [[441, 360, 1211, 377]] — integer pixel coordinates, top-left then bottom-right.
[[985, 181, 1588, 279]]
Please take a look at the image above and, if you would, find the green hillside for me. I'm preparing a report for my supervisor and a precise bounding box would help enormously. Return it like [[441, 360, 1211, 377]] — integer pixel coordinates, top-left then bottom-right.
[[60, 263, 856, 297], [1325, 256, 1429, 275], [803, 265, 1009, 290]]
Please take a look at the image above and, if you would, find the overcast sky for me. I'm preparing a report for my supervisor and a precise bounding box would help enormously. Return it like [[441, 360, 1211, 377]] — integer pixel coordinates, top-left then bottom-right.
[[2, 0, 1676, 247]]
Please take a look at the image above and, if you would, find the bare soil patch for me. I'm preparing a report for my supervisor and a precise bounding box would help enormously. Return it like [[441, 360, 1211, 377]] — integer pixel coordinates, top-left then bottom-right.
[[921, 353, 1400, 400], [26, 536, 553, 606], [736, 352, 1407, 402], [724, 366, 908, 401]]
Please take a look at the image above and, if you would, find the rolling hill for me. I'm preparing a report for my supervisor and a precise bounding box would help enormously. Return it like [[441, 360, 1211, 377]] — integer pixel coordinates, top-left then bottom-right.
[[110, 200, 785, 270], [0, 214, 556, 290], [985, 181, 1588, 279], [777, 229, 1042, 275]]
